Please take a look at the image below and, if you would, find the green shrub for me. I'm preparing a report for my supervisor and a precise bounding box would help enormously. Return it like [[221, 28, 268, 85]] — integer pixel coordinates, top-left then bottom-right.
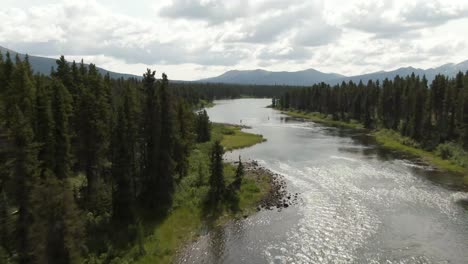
[[435, 142, 468, 168], [221, 127, 235, 135], [376, 129, 420, 148], [436, 143, 453, 159]]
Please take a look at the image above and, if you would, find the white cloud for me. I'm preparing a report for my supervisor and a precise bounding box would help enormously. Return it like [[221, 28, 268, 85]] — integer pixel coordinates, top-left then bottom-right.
[[159, 0, 247, 24], [336, 0, 468, 38], [0, 0, 467, 80]]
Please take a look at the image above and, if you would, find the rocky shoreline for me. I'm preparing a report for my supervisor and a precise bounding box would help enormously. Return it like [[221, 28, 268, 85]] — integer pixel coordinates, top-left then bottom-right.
[[242, 160, 299, 211]]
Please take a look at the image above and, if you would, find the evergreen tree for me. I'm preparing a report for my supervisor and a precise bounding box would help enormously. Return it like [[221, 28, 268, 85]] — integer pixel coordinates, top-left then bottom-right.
[[122, 84, 139, 201], [0, 188, 11, 259], [196, 109, 211, 143], [209, 141, 224, 207], [174, 100, 193, 180], [233, 156, 244, 190], [0, 57, 39, 264], [53, 55, 73, 90], [50, 79, 73, 179], [140, 69, 161, 210], [34, 77, 55, 173], [462, 76, 468, 149], [156, 73, 176, 207], [10, 106, 39, 264], [0, 53, 14, 105], [4, 58, 35, 129], [410, 77, 425, 140], [432, 74, 447, 140], [80, 64, 111, 212], [30, 75, 83, 264], [30, 175, 83, 264], [111, 105, 135, 225]]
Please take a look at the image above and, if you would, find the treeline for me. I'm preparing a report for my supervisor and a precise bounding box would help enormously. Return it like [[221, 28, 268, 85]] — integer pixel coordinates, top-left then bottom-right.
[[278, 72, 468, 150], [0, 53, 213, 263], [171, 81, 299, 104]]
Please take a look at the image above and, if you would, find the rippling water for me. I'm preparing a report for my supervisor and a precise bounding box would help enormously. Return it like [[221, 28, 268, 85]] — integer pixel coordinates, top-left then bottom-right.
[[178, 99, 468, 264]]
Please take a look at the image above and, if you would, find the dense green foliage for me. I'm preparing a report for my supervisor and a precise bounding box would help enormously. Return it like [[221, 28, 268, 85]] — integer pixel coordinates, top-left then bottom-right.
[[171, 81, 299, 103], [0, 52, 228, 263], [278, 72, 468, 170]]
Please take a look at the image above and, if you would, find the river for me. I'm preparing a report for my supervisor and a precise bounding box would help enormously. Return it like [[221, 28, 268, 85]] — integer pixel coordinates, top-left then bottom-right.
[[179, 98, 468, 264]]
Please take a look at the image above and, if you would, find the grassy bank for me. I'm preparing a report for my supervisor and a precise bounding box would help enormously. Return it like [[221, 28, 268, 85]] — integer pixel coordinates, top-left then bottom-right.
[[279, 109, 468, 184], [117, 124, 268, 264], [195, 99, 215, 109], [373, 130, 468, 184], [281, 109, 364, 129], [214, 123, 265, 151], [373, 130, 466, 173]]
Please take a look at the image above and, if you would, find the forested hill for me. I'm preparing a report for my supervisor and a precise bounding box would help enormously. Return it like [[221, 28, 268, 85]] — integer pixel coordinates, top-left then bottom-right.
[[0, 45, 140, 79], [198, 61, 468, 86]]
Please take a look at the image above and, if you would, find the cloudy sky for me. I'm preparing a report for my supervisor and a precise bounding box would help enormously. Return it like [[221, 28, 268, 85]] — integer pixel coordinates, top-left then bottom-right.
[[1, 0, 468, 80]]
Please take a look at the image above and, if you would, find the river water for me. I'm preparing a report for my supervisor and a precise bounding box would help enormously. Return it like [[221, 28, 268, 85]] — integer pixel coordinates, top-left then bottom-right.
[[179, 98, 468, 264]]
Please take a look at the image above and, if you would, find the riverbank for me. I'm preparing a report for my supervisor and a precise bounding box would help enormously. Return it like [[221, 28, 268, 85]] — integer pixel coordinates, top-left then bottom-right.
[[197, 99, 215, 109], [119, 123, 275, 263], [373, 130, 468, 183], [246, 161, 299, 210], [279, 109, 468, 184], [281, 109, 364, 129]]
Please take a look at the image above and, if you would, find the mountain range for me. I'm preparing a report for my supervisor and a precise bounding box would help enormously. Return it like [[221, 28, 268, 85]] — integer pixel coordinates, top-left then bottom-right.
[[199, 61, 468, 86], [199, 69, 345, 86], [2, 45, 467, 86], [0, 46, 140, 80]]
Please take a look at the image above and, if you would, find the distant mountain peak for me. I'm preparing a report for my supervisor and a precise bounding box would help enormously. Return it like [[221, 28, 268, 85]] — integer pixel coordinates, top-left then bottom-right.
[[3, 45, 467, 86], [198, 60, 468, 86], [199, 67, 345, 86], [0, 45, 140, 79]]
